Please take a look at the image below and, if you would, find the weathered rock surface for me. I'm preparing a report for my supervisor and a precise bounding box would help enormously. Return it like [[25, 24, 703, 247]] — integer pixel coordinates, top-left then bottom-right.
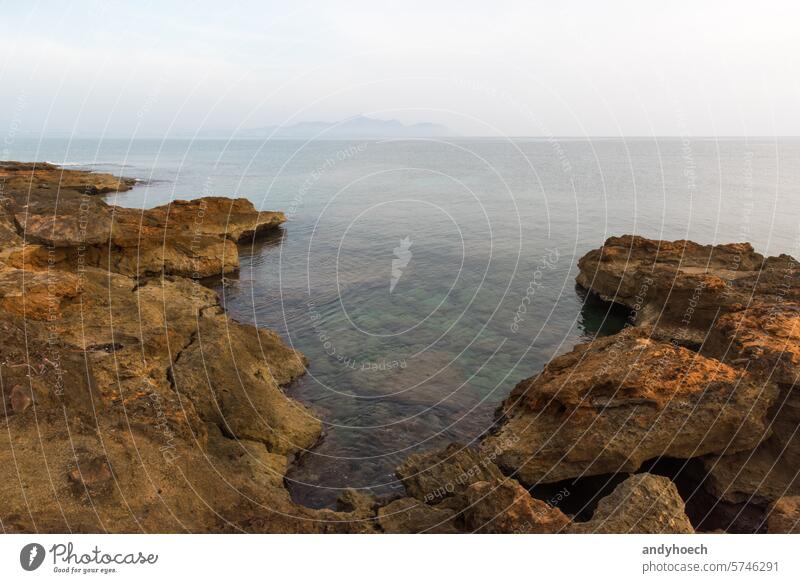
[[766, 496, 800, 533], [461, 478, 571, 533], [576, 235, 799, 343], [699, 302, 800, 504], [0, 161, 137, 194], [0, 163, 338, 533], [390, 443, 570, 533], [559, 235, 800, 528], [483, 327, 777, 485], [377, 497, 460, 533], [569, 474, 694, 534], [396, 442, 504, 504], [388, 444, 692, 533], [1, 161, 285, 278]]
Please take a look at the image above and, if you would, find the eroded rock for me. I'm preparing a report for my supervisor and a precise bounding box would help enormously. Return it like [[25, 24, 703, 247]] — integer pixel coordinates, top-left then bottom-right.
[[483, 327, 777, 485], [0, 163, 336, 533], [396, 442, 504, 504], [377, 497, 460, 533], [569, 474, 694, 533], [766, 496, 800, 533], [461, 479, 570, 533], [576, 235, 799, 343]]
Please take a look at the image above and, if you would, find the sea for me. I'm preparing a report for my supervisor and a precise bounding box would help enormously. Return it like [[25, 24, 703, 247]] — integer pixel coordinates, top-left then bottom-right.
[[7, 136, 800, 507]]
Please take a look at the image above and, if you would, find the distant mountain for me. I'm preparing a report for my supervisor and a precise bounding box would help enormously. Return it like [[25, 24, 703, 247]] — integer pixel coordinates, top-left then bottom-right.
[[236, 115, 455, 139]]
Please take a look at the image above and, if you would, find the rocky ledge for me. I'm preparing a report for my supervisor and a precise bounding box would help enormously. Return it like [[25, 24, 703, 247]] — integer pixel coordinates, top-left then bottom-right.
[[2, 163, 797, 533], [0, 162, 370, 533], [377, 234, 798, 533], [480, 234, 798, 533]]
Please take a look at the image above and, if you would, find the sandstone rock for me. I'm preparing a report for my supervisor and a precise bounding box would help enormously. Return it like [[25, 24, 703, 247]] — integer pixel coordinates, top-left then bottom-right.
[[701, 384, 800, 504], [336, 489, 378, 514], [461, 479, 570, 533], [396, 443, 504, 504], [576, 235, 799, 342], [706, 302, 800, 386], [170, 313, 318, 456], [2, 162, 285, 278], [377, 497, 460, 533], [700, 302, 800, 504], [0, 163, 341, 534], [391, 443, 570, 533], [483, 327, 777, 485], [569, 474, 694, 533], [15, 198, 283, 278], [144, 197, 286, 243], [766, 496, 800, 533], [0, 161, 136, 194]]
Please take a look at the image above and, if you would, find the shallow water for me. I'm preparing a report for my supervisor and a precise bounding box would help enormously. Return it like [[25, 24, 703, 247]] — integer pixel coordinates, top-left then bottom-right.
[[10, 137, 800, 507]]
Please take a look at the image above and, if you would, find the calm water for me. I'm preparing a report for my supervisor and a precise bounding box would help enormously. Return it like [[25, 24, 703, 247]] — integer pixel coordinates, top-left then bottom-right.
[[8, 137, 800, 507]]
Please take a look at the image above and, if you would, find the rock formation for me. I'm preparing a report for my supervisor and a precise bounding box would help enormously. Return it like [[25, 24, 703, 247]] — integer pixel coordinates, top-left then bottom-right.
[[568, 474, 694, 534], [478, 234, 798, 532], [483, 326, 777, 485], [575, 234, 799, 344], [0, 161, 344, 533], [2, 163, 795, 534], [383, 443, 692, 533]]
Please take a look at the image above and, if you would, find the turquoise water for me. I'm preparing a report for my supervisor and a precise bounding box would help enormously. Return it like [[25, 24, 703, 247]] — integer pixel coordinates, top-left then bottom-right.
[[8, 137, 800, 507]]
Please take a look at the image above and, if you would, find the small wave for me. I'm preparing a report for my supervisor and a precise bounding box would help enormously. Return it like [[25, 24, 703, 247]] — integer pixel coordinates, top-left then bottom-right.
[[46, 161, 134, 168]]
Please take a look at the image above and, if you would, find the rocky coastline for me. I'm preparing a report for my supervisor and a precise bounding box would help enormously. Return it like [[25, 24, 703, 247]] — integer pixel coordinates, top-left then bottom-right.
[[1, 163, 797, 533]]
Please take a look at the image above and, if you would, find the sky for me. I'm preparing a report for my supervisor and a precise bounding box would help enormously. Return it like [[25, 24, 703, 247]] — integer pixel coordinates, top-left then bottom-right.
[[1, 0, 799, 137]]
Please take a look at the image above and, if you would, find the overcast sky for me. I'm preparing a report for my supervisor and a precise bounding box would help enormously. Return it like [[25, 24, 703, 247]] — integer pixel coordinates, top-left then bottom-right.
[[1, 0, 798, 137]]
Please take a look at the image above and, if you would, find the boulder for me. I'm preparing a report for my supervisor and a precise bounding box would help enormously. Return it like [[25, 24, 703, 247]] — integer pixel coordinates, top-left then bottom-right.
[[569, 474, 694, 533], [483, 327, 777, 485], [461, 479, 570, 533]]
